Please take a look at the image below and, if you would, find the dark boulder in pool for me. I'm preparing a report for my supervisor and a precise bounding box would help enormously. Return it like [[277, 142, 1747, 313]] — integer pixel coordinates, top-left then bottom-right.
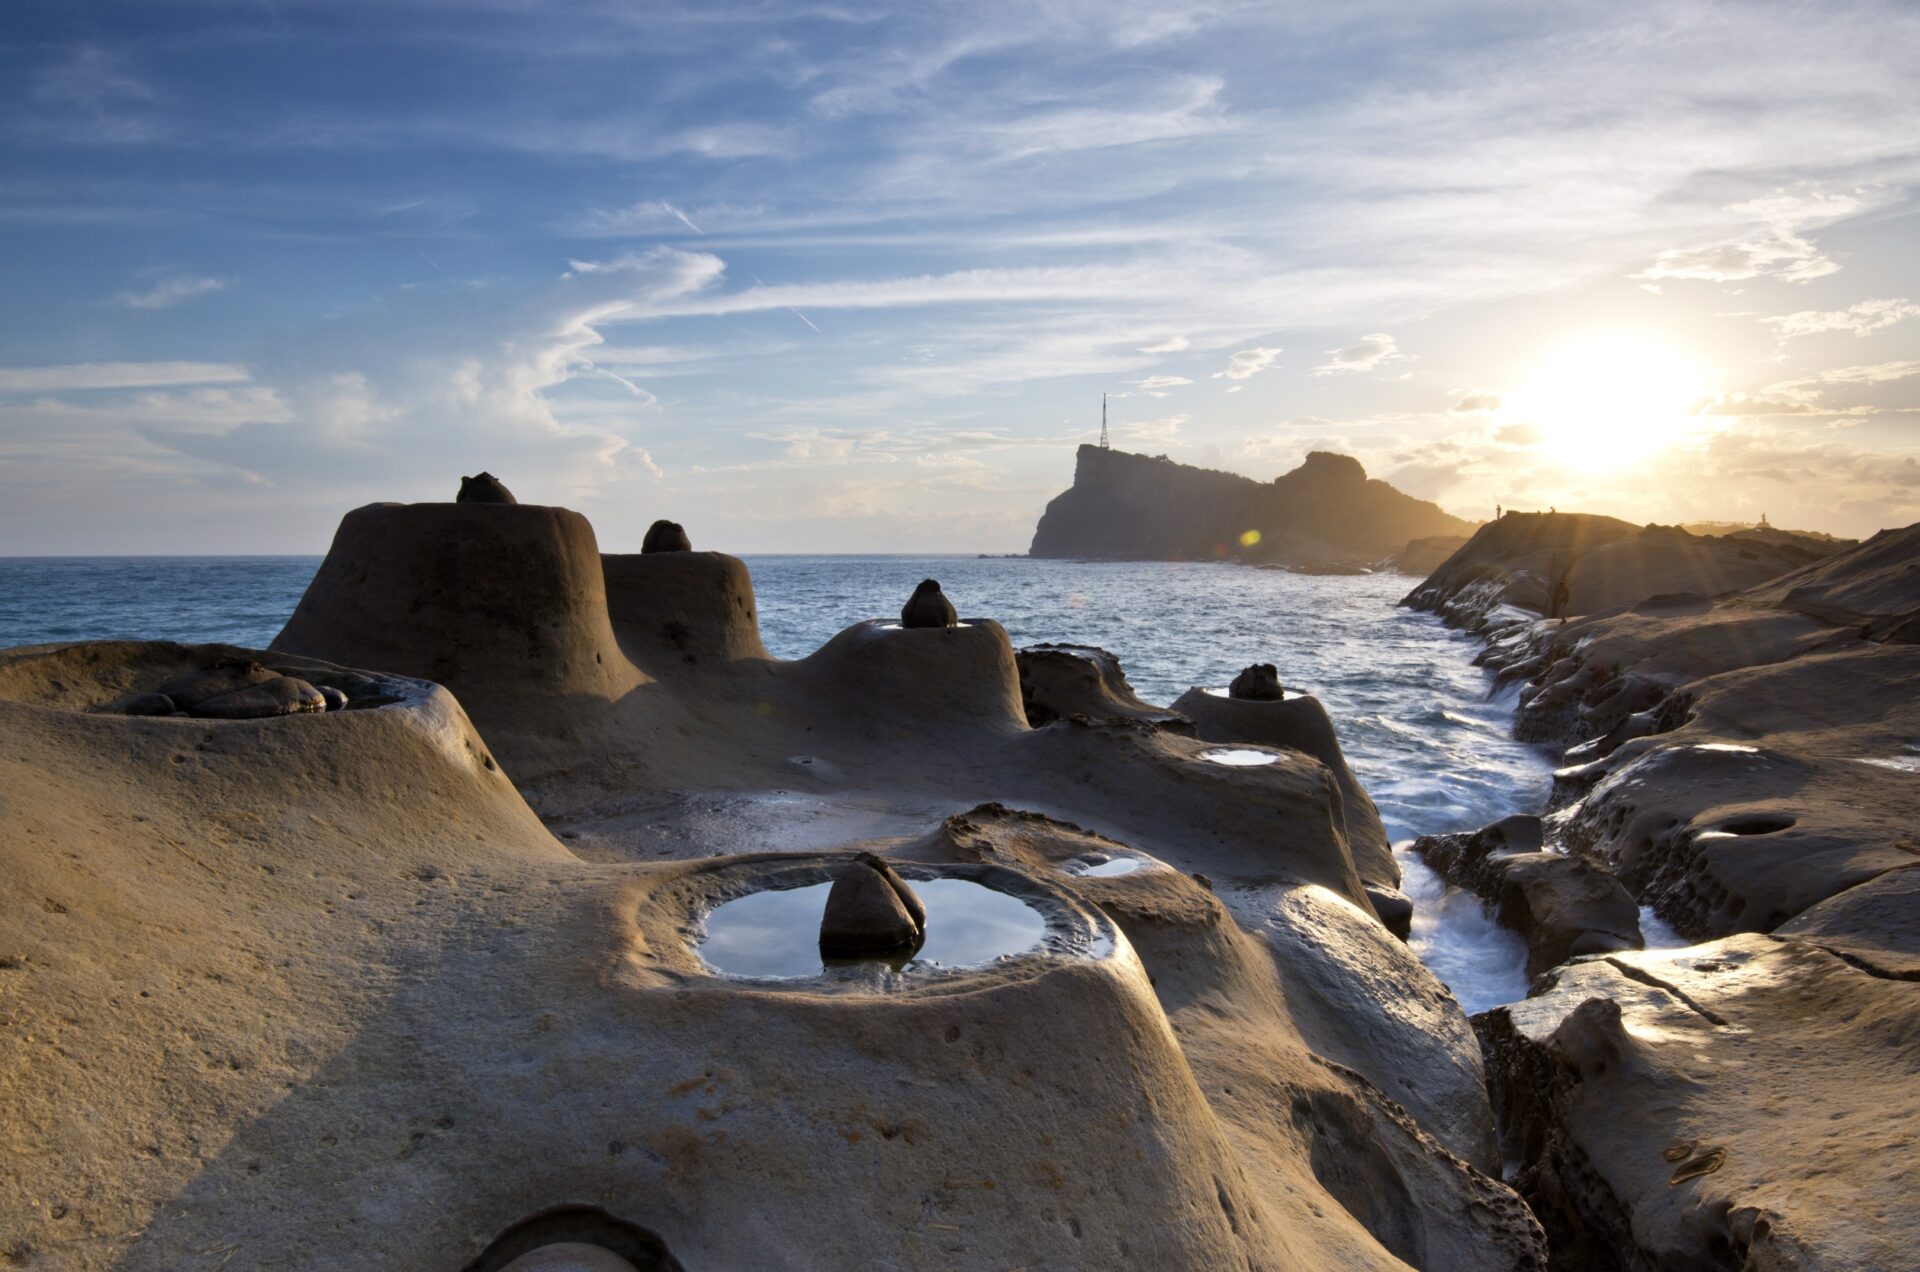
[[119, 692, 177, 717], [154, 659, 282, 711], [819, 853, 925, 955], [189, 675, 329, 720], [899, 579, 958, 629], [1228, 663, 1282, 700]]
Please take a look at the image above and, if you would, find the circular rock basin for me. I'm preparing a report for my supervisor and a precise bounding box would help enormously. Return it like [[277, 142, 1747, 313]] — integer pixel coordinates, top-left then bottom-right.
[[877, 621, 974, 630], [1200, 747, 1281, 767], [1069, 855, 1144, 877], [699, 877, 1046, 979]]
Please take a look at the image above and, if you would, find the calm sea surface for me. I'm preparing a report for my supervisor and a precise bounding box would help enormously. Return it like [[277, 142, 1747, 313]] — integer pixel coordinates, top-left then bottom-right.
[[0, 553, 1550, 1009]]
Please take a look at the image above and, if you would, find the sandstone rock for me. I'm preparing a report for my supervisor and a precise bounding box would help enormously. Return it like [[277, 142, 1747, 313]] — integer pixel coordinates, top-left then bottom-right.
[[1228, 663, 1282, 700], [498, 1245, 643, 1272], [188, 675, 327, 719], [119, 692, 176, 717], [1170, 686, 1397, 892], [640, 519, 691, 554], [458, 472, 518, 504], [1363, 884, 1413, 940], [318, 685, 349, 711], [1479, 936, 1919, 1271], [899, 578, 957, 628], [1015, 642, 1184, 727], [818, 855, 924, 955]]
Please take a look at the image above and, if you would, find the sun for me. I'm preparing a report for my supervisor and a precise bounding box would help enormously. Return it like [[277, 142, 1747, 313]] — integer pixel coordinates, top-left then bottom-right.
[[1503, 334, 1713, 470]]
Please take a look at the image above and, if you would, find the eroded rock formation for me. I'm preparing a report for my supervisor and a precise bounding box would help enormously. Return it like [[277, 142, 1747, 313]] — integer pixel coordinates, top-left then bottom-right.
[[0, 493, 1553, 1269]]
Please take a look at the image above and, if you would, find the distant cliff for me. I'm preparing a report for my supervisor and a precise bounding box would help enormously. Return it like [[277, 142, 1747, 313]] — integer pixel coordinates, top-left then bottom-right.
[[1028, 446, 1476, 566]]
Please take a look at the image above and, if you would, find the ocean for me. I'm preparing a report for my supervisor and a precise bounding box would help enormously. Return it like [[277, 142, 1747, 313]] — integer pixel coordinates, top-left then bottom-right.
[[0, 553, 1552, 1010]]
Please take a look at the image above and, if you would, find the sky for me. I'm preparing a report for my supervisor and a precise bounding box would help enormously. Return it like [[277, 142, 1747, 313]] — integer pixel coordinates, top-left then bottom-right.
[[2, 0, 1919, 554]]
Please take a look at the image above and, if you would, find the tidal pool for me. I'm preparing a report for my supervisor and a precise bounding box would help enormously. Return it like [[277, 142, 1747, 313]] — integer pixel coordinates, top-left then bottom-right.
[[1201, 687, 1308, 700], [699, 877, 1047, 979], [1201, 747, 1280, 767], [1070, 855, 1143, 877]]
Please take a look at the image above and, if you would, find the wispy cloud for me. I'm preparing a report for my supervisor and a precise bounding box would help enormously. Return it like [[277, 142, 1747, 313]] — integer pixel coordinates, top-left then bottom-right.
[[1763, 298, 1920, 339], [111, 272, 228, 310], [1212, 348, 1282, 381], [1313, 333, 1404, 376], [0, 362, 249, 392]]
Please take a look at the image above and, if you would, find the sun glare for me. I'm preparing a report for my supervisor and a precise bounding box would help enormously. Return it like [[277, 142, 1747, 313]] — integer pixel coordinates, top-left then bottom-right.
[[1504, 334, 1712, 471]]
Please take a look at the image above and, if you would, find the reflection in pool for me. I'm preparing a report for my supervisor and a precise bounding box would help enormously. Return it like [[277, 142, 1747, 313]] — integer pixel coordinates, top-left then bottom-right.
[[1201, 687, 1308, 700], [1201, 747, 1280, 767], [699, 877, 1046, 979], [1071, 855, 1143, 877]]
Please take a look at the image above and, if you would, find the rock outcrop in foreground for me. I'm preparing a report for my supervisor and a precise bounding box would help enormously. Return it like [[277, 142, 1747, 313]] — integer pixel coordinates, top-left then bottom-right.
[[1029, 445, 1475, 568], [1406, 514, 1920, 1271], [0, 495, 1545, 1270]]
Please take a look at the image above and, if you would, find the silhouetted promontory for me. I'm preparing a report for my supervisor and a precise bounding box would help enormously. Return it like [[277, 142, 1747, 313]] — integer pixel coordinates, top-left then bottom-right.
[[1028, 445, 1475, 567]]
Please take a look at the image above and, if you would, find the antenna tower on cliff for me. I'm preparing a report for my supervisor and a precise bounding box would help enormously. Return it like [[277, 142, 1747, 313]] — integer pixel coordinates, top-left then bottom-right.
[[1100, 393, 1109, 448]]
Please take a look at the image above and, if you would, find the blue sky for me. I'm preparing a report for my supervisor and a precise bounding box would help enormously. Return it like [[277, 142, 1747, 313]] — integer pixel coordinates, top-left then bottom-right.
[[3, 0, 1918, 552]]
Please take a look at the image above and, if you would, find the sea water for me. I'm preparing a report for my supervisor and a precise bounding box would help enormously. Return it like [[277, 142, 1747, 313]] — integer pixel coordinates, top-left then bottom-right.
[[0, 554, 1550, 1010]]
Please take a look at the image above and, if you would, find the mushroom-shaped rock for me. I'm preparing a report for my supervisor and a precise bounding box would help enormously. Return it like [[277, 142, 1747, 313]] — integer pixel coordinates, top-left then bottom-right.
[[457, 472, 518, 504], [1228, 663, 1283, 700], [900, 578, 958, 628], [154, 659, 281, 711], [641, 519, 692, 553], [818, 853, 925, 956], [188, 675, 328, 719]]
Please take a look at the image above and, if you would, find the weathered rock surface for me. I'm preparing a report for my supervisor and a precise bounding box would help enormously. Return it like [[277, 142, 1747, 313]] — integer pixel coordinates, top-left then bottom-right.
[[1479, 936, 1920, 1271], [0, 495, 1538, 1269], [1029, 444, 1473, 563], [1171, 686, 1397, 892], [1416, 815, 1642, 978], [1014, 642, 1184, 727]]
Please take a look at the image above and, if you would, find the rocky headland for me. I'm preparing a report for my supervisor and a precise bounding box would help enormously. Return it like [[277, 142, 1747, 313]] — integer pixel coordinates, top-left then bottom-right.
[[1405, 512, 1919, 1270], [2, 488, 1550, 1270], [1028, 444, 1476, 571]]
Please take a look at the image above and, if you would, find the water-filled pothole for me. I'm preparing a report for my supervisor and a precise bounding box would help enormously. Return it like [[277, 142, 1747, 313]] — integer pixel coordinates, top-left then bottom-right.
[[1202, 687, 1308, 700], [1069, 855, 1144, 877], [877, 621, 974, 631], [699, 878, 1046, 979], [1200, 747, 1280, 767]]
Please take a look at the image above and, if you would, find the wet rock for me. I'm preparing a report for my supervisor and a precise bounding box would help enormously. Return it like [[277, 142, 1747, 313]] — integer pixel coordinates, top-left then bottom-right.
[[188, 675, 328, 720], [641, 519, 691, 554], [1015, 643, 1185, 728], [899, 578, 957, 629], [120, 692, 176, 717], [818, 854, 925, 955], [1170, 686, 1397, 892], [318, 685, 349, 711], [1228, 663, 1282, 700], [1363, 884, 1413, 940], [1416, 818, 1640, 977], [154, 659, 281, 711], [457, 472, 518, 504], [1480, 935, 1918, 1271]]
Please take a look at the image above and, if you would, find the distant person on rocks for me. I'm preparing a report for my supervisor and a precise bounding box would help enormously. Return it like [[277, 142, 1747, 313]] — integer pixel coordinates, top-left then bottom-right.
[[1548, 554, 1573, 624], [1496, 504, 1502, 519], [900, 579, 958, 628], [642, 519, 692, 553], [457, 472, 517, 504], [1228, 663, 1283, 700]]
